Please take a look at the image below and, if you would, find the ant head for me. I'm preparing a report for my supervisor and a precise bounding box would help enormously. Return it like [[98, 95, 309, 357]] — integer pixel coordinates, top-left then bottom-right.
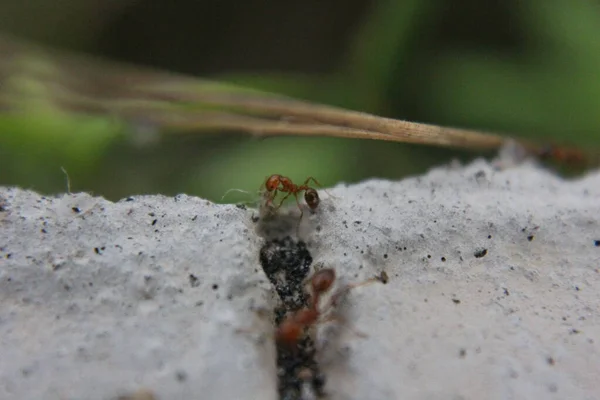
[[311, 268, 336, 294], [304, 188, 320, 210], [265, 174, 281, 191]]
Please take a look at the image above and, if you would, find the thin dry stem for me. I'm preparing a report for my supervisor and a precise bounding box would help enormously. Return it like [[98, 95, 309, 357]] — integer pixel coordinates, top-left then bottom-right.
[[178, 93, 507, 150], [0, 34, 595, 166]]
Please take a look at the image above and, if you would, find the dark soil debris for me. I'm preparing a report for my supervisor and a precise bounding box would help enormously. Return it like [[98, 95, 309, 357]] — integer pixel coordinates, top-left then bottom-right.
[[259, 236, 312, 309], [379, 270, 389, 284], [189, 274, 200, 288], [175, 370, 187, 382], [594, 240, 600, 247], [259, 236, 324, 399], [474, 248, 488, 258]]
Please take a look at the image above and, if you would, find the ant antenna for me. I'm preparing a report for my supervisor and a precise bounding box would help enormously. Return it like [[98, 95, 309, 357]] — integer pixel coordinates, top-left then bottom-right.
[[322, 187, 338, 200], [60, 166, 71, 194], [326, 273, 387, 310], [221, 188, 257, 203]]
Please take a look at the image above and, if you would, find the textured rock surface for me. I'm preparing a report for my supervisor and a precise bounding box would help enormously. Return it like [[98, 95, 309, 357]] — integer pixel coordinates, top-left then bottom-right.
[[0, 192, 277, 400], [0, 158, 599, 400], [307, 160, 600, 400]]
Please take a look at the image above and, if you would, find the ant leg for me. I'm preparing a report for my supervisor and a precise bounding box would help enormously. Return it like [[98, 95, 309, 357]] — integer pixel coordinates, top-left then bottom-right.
[[303, 177, 323, 187], [294, 193, 305, 237], [315, 314, 368, 339], [295, 193, 304, 219], [303, 176, 338, 200], [274, 191, 292, 210], [235, 307, 272, 344], [234, 327, 271, 347], [317, 314, 342, 325], [265, 189, 278, 207], [324, 276, 384, 312]]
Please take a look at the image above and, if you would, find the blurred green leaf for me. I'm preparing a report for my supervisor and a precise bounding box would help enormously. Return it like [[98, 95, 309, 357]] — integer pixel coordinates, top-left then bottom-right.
[[0, 111, 124, 192], [340, 0, 435, 112], [420, 0, 600, 146]]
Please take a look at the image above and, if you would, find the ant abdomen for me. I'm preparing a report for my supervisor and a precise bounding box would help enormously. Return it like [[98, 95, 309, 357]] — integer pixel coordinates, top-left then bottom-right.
[[304, 188, 320, 210]]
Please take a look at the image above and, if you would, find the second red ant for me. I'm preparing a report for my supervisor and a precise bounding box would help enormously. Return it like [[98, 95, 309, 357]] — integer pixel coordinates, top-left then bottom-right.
[[275, 268, 387, 349]]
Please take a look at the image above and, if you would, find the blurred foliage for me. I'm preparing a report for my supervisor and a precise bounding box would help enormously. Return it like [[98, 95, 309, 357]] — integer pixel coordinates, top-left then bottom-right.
[[0, 0, 599, 203]]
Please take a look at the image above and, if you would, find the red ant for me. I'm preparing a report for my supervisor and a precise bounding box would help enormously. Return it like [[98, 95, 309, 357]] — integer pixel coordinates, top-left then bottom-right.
[[263, 174, 322, 220], [275, 268, 386, 349], [535, 144, 589, 167]]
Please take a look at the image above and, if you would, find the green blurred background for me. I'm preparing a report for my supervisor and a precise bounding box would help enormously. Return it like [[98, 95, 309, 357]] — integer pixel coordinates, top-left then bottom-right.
[[1, 0, 599, 202]]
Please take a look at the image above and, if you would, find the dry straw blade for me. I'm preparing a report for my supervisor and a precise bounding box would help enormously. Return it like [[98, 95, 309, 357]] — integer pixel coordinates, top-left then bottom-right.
[[0, 34, 594, 168]]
